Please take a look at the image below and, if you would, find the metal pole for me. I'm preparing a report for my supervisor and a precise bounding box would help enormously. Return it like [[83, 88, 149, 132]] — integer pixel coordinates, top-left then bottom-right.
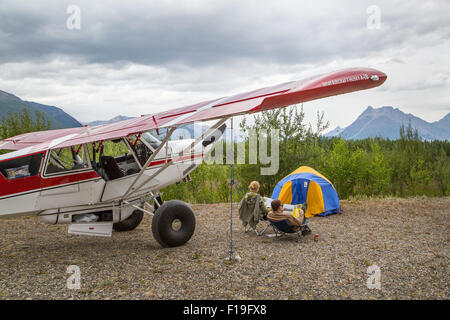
[[229, 117, 234, 260]]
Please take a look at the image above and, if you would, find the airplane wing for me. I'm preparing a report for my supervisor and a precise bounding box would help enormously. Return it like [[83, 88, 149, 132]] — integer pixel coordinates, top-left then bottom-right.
[[0, 127, 86, 151], [0, 67, 386, 153]]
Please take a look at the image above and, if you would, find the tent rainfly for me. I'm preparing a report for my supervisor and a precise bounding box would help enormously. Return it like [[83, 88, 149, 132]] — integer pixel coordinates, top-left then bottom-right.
[[271, 166, 340, 217]]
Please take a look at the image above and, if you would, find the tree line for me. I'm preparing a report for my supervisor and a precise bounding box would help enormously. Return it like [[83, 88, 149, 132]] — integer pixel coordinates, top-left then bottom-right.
[[163, 105, 449, 201], [0, 108, 51, 139], [1, 106, 448, 200], [0, 109, 51, 155]]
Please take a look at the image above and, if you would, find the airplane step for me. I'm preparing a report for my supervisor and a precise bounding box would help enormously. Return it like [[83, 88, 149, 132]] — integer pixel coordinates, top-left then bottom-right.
[[68, 222, 113, 237]]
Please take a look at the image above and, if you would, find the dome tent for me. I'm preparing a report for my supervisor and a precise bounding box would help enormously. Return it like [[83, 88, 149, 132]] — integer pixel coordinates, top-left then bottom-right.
[[271, 166, 340, 218]]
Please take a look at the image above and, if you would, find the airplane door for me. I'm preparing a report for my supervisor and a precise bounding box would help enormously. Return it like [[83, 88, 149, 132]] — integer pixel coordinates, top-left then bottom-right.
[[36, 172, 101, 210], [101, 171, 161, 202], [36, 146, 103, 210], [99, 137, 164, 202]]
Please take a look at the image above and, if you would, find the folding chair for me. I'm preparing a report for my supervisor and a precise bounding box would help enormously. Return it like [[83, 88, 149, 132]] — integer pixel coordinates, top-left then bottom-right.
[[254, 214, 270, 236], [256, 216, 311, 242]]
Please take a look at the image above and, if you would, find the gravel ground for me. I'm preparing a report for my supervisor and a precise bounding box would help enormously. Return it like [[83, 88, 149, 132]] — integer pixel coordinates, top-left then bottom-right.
[[0, 197, 448, 300]]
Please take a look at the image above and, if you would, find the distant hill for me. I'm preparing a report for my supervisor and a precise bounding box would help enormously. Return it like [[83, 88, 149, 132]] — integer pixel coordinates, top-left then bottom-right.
[[0, 90, 82, 129], [85, 115, 244, 141], [432, 113, 450, 132], [325, 106, 450, 140], [324, 126, 344, 138], [83, 115, 135, 127], [84, 115, 210, 140]]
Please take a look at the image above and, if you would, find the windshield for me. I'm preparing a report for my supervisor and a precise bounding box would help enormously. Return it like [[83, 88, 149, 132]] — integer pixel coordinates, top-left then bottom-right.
[[141, 132, 162, 150]]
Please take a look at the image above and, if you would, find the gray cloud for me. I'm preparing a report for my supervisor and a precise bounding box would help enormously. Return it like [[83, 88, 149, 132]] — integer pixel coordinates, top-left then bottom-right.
[[1, 0, 448, 67], [0, 0, 448, 126]]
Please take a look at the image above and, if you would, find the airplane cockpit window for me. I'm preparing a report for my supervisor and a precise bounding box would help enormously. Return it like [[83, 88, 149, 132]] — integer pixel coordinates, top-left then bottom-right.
[[91, 138, 152, 181], [45, 146, 89, 175], [131, 139, 153, 167], [0, 153, 44, 180], [141, 132, 162, 151]]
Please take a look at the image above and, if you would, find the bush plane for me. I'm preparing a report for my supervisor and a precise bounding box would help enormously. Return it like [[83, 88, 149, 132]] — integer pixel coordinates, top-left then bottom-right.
[[0, 68, 386, 247]]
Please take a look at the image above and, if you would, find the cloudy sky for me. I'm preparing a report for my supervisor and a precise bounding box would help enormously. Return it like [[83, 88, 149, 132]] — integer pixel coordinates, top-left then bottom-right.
[[0, 0, 449, 129]]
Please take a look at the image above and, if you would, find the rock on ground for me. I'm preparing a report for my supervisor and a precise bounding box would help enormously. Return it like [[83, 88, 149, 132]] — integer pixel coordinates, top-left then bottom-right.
[[0, 197, 448, 300]]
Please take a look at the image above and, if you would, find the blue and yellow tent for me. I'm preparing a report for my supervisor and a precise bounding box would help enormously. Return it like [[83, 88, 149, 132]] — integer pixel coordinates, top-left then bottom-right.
[[271, 166, 340, 218]]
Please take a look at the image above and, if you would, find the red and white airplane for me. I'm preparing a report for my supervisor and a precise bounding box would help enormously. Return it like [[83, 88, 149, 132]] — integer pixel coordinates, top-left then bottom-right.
[[0, 68, 386, 247]]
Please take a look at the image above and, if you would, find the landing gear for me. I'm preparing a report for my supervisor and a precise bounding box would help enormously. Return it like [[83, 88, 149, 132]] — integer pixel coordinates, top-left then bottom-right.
[[153, 194, 163, 210], [113, 209, 144, 232], [151, 200, 196, 247]]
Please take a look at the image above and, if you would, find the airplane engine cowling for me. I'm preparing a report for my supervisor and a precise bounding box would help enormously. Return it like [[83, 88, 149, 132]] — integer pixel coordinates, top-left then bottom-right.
[[202, 123, 227, 147]]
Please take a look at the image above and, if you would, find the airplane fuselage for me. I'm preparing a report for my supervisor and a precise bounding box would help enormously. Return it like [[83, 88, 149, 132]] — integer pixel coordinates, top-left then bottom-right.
[[0, 137, 209, 224]]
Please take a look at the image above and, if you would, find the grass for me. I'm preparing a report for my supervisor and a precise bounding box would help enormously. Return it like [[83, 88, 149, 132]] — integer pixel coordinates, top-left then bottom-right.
[[223, 259, 236, 266], [191, 252, 201, 260], [99, 279, 115, 287], [363, 260, 373, 267]]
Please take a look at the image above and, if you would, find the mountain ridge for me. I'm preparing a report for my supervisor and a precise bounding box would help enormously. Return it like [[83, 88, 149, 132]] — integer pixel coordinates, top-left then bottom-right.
[[325, 106, 449, 141], [2, 89, 447, 141], [82, 115, 135, 127], [0, 89, 82, 129]]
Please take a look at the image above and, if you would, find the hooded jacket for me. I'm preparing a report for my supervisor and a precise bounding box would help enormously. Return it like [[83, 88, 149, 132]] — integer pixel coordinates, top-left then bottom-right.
[[238, 192, 269, 229]]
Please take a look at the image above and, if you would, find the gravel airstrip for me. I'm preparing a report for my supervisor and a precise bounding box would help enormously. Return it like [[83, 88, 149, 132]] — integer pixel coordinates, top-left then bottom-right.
[[0, 197, 448, 300]]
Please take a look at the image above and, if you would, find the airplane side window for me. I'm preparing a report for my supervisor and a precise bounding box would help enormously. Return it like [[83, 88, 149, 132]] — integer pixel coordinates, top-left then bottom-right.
[[122, 135, 153, 167], [95, 139, 141, 180], [133, 140, 153, 167], [45, 146, 89, 176], [0, 153, 44, 180], [141, 132, 162, 150]]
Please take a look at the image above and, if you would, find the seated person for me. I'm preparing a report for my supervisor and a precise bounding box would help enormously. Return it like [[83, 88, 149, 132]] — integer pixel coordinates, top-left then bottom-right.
[[267, 199, 304, 233], [238, 181, 270, 232]]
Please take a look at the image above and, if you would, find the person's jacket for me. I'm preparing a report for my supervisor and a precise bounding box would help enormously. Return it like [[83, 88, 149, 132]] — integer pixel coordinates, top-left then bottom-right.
[[267, 209, 303, 227], [238, 192, 268, 229]]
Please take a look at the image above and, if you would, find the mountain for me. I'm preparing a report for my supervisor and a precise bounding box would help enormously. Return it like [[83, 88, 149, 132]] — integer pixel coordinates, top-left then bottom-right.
[[325, 106, 450, 140], [85, 115, 244, 142], [325, 126, 344, 137], [83, 115, 135, 127], [0, 90, 82, 129], [82, 115, 203, 139], [432, 113, 450, 132]]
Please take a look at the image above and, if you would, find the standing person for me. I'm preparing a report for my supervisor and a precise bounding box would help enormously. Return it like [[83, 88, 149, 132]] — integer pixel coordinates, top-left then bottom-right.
[[238, 181, 269, 232]]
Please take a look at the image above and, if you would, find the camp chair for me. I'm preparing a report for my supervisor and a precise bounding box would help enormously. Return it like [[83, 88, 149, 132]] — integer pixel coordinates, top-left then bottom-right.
[[256, 216, 311, 242], [254, 213, 270, 235]]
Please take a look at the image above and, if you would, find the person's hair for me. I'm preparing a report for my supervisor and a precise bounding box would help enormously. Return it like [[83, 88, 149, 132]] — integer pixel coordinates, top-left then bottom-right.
[[271, 199, 282, 212], [249, 181, 260, 193]]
